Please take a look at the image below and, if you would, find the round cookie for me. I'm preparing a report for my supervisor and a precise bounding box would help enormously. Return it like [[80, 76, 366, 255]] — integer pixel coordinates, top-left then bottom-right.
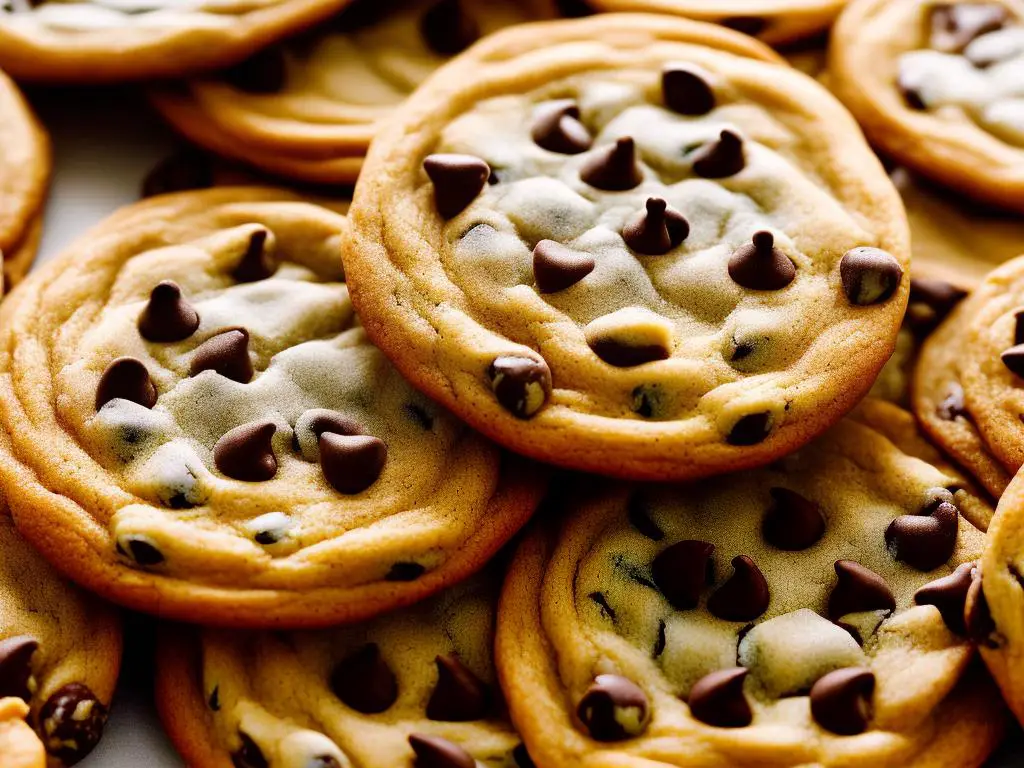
[[0, 0, 355, 83], [830, 0, 1024, 214], [0, 512, 122, 767], [149, 0, 560, 185], [346, 13, 910, 481], [496, 406, 1003, 768], [0, 188, 546, 628], [157, 573, 532, 768]]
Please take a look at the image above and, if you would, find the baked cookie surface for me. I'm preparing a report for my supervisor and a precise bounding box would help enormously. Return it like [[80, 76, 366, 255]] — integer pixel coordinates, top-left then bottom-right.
[[830, 0, 1024, 213], [0, 188, 545, 628], [149, 0, 559, 184], [496, 405, 1002, 768], [346, 14, 910, 481]]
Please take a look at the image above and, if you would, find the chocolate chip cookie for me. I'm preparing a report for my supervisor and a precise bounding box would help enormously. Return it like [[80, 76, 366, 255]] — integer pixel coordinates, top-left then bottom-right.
[[0, 512, 122, 767], [0, 188, 545, 628], [497, 406, 1004, 767], [830, 0, 1024, 213], [346, 14, 910, 481], [149, 0, 560, 184], [157, 573, 532, 768]]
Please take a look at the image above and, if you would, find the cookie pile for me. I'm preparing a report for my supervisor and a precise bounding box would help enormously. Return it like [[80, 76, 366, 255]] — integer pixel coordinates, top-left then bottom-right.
[[0, 1, 1023, 767]]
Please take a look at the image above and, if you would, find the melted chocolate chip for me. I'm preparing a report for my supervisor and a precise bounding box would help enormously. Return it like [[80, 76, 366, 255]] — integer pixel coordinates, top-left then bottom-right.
[[839, 248, 904, 306], [214, 421, 278, 482], [965, 571, 997, 646], [223, 47, 287, 93], [40, 683, 108, 764], [319, 432, 387, 494], [691, 130, 745, 178], [662, 65, 715, 116], [580, 137, 643, 191], [1001, 343, 1024, 377], [330, 644, 398, 714], [687, 668, 752, 728], [420, 0, 479, 55], [726, 412, 772, 446], [232, 733, 268, 768], [763, 488, 825, 551], [533, 240, 595, 293], [306, 412, 363, 440], [590, 592, 617, 622], [885, 494, 959, 571], [914, 561, 974, 635], [427, 655, 490, 722], [723, 15, 767, 36], [628, 494, 664, 541], [930, 3, 1008, 52], [623, 198, 689, 255], [488, 356, 551, 419], [1014, 310, 1024, 345], [141, 149, 214, 198], [809, 668, 875, 735], [531, 100, 593, 154], [707, 555, 770, 621], [96, 357, 158, 410], [233, 229, 277, 283], [208, 686, 220, 711], [190, 329, 253, 383], [898, 77, 927, 111], [138, 280, 200, 342], [123, 537, 165, 566], [576, 674, 650, 741], [906, 278, 967, 337], [386, 562, 426, 581], [424, 154, 490, 218], [937, 382, 966, 421], [0, 636, 37, 701], [408, 734, 475, 768], [828, 560, 895, 619], [589, 336, 671, 368], [652, 540, 715, 610], [728, 231, 796, 291]]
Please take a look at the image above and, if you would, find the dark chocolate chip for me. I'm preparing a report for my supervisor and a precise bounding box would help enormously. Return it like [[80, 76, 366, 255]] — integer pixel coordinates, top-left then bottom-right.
[[687, 668, 752, 728], [937, 382, 966, 421], [223, 47, 287, 94], [512, 743, 535, 768], [590, 591, 617, 622], [623, 198, 689, 255], [722, 16, 767, 36], [631, 385, 660, 418], [828, 560, 896, 619], [233, 229, 277, 283], [531, 100, 593, 154], [691, 130, 745, 178], [898, 78, 927, 111], [138, 280, 200, 342], [580, 137, 643, 191], [424, 154, 490, 218], [906, 278, 967, 337], [214, 421, 278, 482], [318, 432, 386, 494], [651, 540, 715, 610], [208, 686, 220, 711], [1014, 310, 1024, 345], [965, 571, 997, 646], [386, 562, 426, 581], [589, 336, 671, 368], [231, 733, 268, 768], [0, 636, 37, 701], [190, 329, 253, 383], [654, 620, 667, 657], [305, 412, 363, 440], [420, 0, 479, 55], [141, 149, 214, 198], [554, 0, 593, 16], [96, 357, 158, 410], [728, 231, 796, 291], [930, 3, 1009, 52], [885, 494, 959, 571], [763, 487, 825, 551], [427, 655, 490, 722], [914, 561, 974, 635], [662, 65, 715, 116], [39, 683, 108, 765], [707, 555, 770, 622], [839, 248, 903, 306], [488, 356, 551, 418], [576, 674, 650, 741], [628, 494, 664, 541], [809, 668, 875, 735], [408, 734, 475, 768], [726, 412, 772, 446], [533, 240, 595, 293], [330, 644, 398, 714], [124, 537, 165, 566], [1001, 343, 1024, 377]]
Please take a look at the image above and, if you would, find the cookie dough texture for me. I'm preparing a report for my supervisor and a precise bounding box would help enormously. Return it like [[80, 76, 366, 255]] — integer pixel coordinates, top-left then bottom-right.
[[157, 574, 529, 768], [346, 14, 910, 481], [0, 0, 356, 82], [830, 0, 1024, 213], [149, 0, 559, 184], [0, 188, 545, 628], [0, 513, 122, 767], [497, 406, 1003, 768]]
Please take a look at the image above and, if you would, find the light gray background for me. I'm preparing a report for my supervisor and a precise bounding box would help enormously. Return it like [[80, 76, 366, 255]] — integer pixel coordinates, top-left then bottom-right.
[[22, 85, 1024, 767]]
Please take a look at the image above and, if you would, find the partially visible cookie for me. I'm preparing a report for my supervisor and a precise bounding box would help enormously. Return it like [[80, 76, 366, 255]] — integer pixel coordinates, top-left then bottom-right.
[[0, 698, 45, 768]]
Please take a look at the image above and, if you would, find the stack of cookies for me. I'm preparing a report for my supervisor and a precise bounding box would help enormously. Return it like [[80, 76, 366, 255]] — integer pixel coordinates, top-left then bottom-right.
[[0, 1, 1023, 766]]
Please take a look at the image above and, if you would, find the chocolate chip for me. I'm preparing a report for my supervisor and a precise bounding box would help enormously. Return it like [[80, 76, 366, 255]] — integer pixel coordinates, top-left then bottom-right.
[[386, 562, 426, 581], [512, 743, 535, 768], [96, 357, 158, 411], [190, 329, 253, 383], [1001, 343, 1024, 377], [914, 561, 974, 635], [728, 231, 796, 291], [488, 356, 551, 418], [319, 432, 387, 494], [631, 385, 661, 418], [930, 3, 1008, 52], [652, 540, 715, 610], [138, 280, 200, 342], [906, 278, 967, 337], [763, 488, 825, 551], [214, 421, 278, 482], [0, 636, 37, 701], [141, 149, 214, 198], [809, 668, 875, 735], [408, 734, 475, 768], [231, 733, 268, 768], [427, 655, 490, 722], [404, 403, 434, 430], [1014, 310, 1024, 345], [937, 382, 966, 421], [533, 240, 595, 293], [330, 644, 398, 714], [208, 686, 220, 711], [39, 683, 108, 764], [580, 137, 643, 191], [722, 16, 767, 36], [305, 411, 363, 441], [628, 494, 664, 541], [965, 571, 996, 646], [590, 592, 617, 622], [424, 154, 490, 218], [707, 555, 770, 621], [828, 560, 895, 619], [662, 65, 715, 116], [233, 229, 277, 283], [691, 130, 745, 178], [420, 0, 479, 55], [898, 77, 927, 111], [554, 0, 593, 15], [839, 248, 903, 306], [885, 493, 959, 571], [531, 100, 592, 154], [123, 537, 165, 566], [589, 336, 671, 368], [654, 620, 667, 657], [576, 674, 650, 741], [687, 668, 752, 728], [223, 47, 287, 93], [623, 198, 689, 255], [726, 412, 772, 446]]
